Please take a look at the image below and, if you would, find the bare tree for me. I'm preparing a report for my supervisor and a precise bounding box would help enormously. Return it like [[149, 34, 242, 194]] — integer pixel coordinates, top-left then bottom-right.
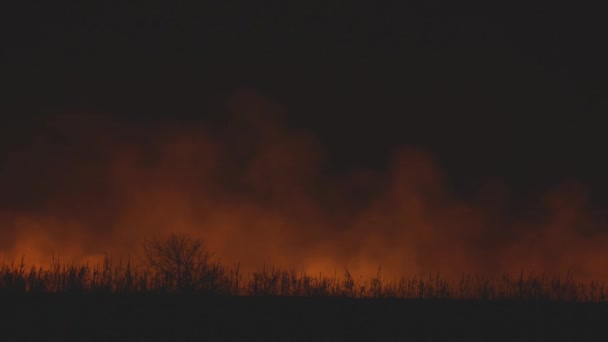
[[143, 233, 211, 290]]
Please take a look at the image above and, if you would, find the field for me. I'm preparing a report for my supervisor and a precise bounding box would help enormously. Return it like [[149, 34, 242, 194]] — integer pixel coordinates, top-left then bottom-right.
[[1, 256, 608, 341]]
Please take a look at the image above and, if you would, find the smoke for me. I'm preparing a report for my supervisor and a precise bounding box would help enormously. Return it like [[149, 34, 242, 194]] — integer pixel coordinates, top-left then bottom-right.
[[2, 88, 608, 281]]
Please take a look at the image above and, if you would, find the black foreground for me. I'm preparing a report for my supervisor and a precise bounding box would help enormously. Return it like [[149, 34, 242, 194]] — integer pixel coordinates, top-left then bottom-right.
[[2, 294, 608, 341]]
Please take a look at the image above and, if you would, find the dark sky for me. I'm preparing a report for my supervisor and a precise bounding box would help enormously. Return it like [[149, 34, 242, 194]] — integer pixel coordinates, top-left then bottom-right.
[[3, 2, 608, 204]]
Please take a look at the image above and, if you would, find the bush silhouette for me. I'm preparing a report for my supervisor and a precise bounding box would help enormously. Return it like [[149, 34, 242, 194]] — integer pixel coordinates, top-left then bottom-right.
[[143, 233, 211, 291]]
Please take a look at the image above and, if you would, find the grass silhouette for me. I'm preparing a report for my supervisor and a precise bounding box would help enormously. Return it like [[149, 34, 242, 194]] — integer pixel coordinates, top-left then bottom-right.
[[2, 254, 608, 302], [3, 236, 608, 341], [3, 255, 608, 341]]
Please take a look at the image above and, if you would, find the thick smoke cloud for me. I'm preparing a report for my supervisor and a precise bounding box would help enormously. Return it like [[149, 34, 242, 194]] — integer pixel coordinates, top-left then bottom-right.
[[2, 89, 608, 281]]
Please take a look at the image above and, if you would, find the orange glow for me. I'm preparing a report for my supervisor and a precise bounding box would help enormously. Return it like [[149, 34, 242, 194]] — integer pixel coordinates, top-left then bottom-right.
[[2, 89, 608, 282]]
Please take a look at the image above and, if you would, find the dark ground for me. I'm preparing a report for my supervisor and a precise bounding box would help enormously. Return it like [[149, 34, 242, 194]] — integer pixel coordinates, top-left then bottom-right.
[[2, 295, 607, 341]]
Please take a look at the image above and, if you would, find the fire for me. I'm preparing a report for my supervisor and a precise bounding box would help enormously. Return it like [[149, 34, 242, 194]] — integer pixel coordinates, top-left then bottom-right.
[[2, 89, 608, 282]]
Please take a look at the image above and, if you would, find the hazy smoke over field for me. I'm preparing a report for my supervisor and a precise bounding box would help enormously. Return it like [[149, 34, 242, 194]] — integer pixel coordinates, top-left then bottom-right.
[[2, 89, 608, 281]]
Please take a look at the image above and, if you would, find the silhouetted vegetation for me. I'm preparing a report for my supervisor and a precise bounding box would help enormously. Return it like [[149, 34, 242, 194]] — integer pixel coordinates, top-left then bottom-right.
[[3, 236, 608, 341], [1, 252, 607, 302]]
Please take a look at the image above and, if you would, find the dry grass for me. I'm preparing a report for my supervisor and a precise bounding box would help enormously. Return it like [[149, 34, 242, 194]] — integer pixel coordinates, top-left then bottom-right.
[[2, 255, 607, 302]]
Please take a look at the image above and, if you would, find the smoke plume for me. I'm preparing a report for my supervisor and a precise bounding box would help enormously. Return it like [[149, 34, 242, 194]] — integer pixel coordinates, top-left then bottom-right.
[[2, 89, 608, 281]]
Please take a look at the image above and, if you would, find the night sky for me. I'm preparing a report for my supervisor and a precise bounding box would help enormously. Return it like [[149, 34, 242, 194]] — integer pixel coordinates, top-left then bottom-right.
[[2, 3, 608, 210], [2, 1, 608, 197]]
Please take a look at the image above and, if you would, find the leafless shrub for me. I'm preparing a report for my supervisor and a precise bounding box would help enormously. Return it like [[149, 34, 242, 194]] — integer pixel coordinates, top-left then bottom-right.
[[143, 233, 211, 291]]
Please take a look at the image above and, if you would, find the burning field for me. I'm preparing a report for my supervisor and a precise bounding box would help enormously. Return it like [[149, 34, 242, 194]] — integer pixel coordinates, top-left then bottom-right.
[[2, 90, 608, 342], [2, 89, 608, 286]]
